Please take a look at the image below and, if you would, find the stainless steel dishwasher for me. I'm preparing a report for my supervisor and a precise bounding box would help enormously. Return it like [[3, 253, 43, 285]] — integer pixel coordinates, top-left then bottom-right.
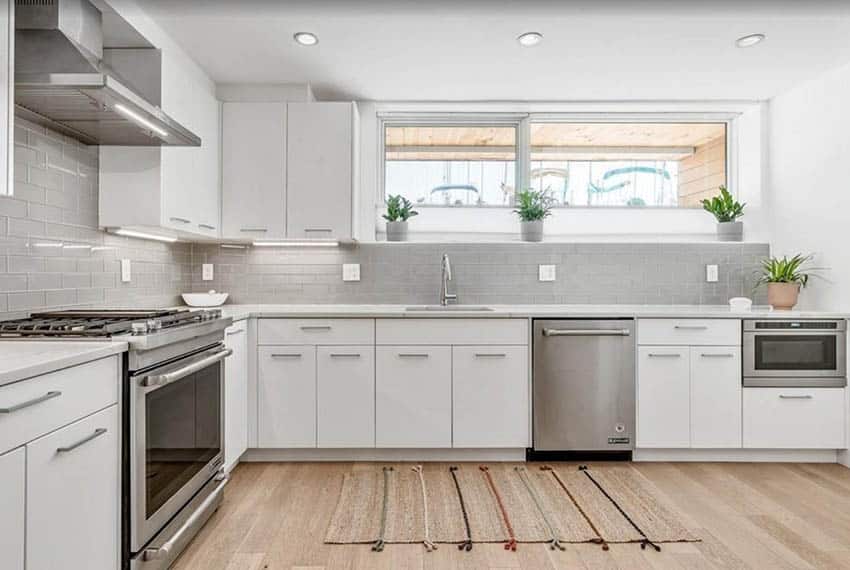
[[531, 319, 635, 459]]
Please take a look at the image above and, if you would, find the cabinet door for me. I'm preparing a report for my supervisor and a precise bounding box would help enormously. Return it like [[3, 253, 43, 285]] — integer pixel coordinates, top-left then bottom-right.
[[193, 86, 221, 237], [258, 346, 316, 447], [1, 0, 12, 197], [286, 102, 353, 239], [317, 346, 375, 447], [376, 346, 451, 448], [0, 447, 24, 570], [743, 388, 846, 449], [452, 346, 529, 448], [222, 102, 287, 239], [27, 405, 119, 570], [637, 347, 690, 448], [690, 347, 741, 448], [224, 324, 249, 471]]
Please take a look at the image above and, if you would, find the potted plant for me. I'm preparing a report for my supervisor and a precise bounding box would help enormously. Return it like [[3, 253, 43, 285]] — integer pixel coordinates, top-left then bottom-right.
[[701, 186, 745, 242], [383, 195, 418, 241], [755, 254, 822, 310], [514, 189, 554, 242]]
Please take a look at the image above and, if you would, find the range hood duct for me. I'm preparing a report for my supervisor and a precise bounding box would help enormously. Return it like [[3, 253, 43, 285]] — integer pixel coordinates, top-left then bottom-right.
[[14, 0, 201, 146]]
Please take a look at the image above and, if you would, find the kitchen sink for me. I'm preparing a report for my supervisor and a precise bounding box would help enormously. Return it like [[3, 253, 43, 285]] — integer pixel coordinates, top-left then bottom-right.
[[404, 305, 494, 312]]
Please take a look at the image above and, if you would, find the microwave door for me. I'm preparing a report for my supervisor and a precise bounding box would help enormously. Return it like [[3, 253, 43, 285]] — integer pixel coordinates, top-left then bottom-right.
[[744, 333, 845, 378]]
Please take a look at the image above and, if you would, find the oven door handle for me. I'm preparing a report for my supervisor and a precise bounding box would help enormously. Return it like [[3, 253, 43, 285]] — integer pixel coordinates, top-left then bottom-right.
[[141, 348, 233, 387]]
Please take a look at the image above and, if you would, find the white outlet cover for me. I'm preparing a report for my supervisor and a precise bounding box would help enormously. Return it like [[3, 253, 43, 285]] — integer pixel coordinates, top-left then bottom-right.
[[120, 259, 131, 283], [202, 263, 214, 281], [342, 263, 361, 282], [538, 264, 556, 282], [706, 264, 719, 283]]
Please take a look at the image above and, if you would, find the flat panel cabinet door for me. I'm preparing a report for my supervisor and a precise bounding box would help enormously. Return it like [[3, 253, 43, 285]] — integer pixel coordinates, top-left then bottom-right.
[[286, 102, 353, 239], [376, 346, 451, 448], [224, 324, 249, 471], [194, 87, 221, 236], [0, 447, 24, 570], [690, 347, 742, 448], [317, 346, 375, 447], [222, 102, 287, 239], [637, 347, 690, 448], [26, 405, 119, 570], [452, 346, 529, 448], [258, 346, 316, 447]]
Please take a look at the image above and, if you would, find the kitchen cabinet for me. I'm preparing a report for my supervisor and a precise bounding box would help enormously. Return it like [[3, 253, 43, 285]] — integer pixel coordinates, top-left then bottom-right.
[[258, 345, 317, 447], [1, 0, 12, 197], [224, 323, 249, 471], [26, 405, 119, 570], [690, 347, 742, 448], [317, 346, 375, 447], [286, 102, 359, 240], [743, 387, 846, 449], [452, 346, 529, 448], [375, 346, 452, 448], [636, 347, 691, 448], [0, 447, 24, 570], [221, 102, 287, 239]]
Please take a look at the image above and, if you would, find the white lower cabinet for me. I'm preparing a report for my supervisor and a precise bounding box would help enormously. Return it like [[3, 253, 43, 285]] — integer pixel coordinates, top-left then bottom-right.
[[0, 447, 24, 570], [452, 346, 529, 448], [376, 346, 452, 448], [258, 346, 317, 447], [26, 405, 119, 570], [690, 347, 742, 448], [743, 388, 846, 449], [637, 347, 691, 448], [224, 323, 249, 471], [317, 346, 375, 447]]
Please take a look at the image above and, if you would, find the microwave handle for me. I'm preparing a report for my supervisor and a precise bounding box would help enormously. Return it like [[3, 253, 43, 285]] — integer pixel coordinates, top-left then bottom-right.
[[141, 348, 232, 387]]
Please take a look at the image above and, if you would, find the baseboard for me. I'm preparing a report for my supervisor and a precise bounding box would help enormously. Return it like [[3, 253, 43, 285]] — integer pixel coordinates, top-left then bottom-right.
[[634, 448, 840, 463], [242, 448, 527, 462], [838, 450, 850, 468]]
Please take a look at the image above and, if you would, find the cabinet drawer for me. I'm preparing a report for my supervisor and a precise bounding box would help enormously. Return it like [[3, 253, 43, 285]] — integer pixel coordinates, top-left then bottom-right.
[[258, 318, 374, 345], [743, 388, 846, 449], [376, 318, 528, 345], [0, 356, 119, 455], [638, 319, 740, 346]]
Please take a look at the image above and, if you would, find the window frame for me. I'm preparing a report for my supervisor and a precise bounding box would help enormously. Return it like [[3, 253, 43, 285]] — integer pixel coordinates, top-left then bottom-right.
[[378, 111, 738, 210]]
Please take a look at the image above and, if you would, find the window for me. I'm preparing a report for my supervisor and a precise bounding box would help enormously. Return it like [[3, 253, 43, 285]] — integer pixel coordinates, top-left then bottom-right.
[[382, 119, 728, 209]]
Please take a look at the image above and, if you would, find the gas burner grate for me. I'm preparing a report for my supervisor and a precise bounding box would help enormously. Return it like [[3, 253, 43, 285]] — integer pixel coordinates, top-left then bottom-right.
[[0, 309, 218, 338]]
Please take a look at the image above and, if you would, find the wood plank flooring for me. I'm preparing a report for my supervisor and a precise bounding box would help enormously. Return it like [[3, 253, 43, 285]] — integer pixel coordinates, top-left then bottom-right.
[[172, 462, 850, 570]]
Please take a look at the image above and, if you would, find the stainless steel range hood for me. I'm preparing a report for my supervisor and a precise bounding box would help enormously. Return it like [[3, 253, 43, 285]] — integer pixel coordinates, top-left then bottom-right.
[[14, 0, 201, 147]]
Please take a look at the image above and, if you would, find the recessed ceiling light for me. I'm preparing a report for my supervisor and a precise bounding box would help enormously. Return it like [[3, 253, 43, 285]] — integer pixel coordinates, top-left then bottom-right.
[[293, 32, 319, 46], [517, 32, 543, 47], [736, 33, 766, 48]]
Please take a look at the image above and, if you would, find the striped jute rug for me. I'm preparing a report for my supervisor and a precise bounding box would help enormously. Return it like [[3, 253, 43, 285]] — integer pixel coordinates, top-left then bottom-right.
[[325, 464, 699, 550]]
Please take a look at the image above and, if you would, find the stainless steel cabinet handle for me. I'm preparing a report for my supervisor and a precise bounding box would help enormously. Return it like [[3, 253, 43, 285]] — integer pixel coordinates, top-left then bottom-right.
[[240, 227, 268, 232], [700, 353, 734, 358], [0, 390, 62, 414], [779, 394, 813, 399], [142, 349, 232, 387], [543, 328, 631, 337], [270, 353, 303, 358], [648, 353, 682, 358], [226, 329, 245, 336], [198, 224, 216, 230], [674, 325, 708, 330], [304, 228, 333, 233], [398, 353, 429, 358], [170, 217, 191, 224], [474, 353, 507, 358], [300, 325, 332, 331], [330, 353, 361, 358], [56, 428, 107, 453], [143, 473, 228, 561]]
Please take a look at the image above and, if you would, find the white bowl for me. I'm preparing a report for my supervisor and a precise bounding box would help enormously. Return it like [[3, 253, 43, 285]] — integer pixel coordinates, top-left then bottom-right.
[[728, 297, 753, 311], [182, 292, 229, 307]]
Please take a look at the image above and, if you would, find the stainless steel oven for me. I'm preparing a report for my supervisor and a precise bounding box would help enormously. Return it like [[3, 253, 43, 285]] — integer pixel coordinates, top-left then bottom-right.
[[130, 342, 231, 568], [743, 319, 847, 387]]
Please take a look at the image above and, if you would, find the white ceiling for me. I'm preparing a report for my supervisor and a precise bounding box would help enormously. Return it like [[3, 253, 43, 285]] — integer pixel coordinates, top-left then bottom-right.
[[137, 0, 850, 101]]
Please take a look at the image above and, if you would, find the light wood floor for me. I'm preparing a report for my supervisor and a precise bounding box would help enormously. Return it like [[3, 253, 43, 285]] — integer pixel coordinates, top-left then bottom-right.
[[173, 461, 850, 570]]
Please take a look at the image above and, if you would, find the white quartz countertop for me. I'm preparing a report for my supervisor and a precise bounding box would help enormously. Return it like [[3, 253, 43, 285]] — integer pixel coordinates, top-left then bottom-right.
[[0, 340, 128, 387], [214, 304, 850, 322]]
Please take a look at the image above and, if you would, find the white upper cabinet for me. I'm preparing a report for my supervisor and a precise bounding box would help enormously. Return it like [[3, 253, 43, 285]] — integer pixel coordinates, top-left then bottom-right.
[[1, 0, 12, 197], [221, 102, 287, 239], [286, 102, 359, 240]]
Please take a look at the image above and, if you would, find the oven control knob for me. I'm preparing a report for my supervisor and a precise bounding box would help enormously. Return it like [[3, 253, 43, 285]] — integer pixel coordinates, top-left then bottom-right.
[[147, 319, 162, 331], [131, 322, 148, 335]]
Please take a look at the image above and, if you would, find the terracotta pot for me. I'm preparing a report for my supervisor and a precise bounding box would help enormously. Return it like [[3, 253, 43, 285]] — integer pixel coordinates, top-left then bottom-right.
[[767, 282, 800, 310]]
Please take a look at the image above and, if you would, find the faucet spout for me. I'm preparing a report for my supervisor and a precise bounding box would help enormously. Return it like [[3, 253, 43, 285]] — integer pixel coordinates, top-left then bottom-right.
[[440, 254, 457, 306]]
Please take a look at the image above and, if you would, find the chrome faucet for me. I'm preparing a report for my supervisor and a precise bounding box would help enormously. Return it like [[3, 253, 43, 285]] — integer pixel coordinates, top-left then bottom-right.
[[440, 253, 457, 306]]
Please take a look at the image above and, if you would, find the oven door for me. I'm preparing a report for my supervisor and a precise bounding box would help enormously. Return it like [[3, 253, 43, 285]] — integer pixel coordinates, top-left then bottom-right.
[[744, 331, 846, 378], [130, 343, 231, 552]]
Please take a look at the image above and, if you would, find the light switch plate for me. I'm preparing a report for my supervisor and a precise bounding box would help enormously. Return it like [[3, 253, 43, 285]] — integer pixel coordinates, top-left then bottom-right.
[[342, 263, 361, 282], [538, 264, 556, 282], [202, 264, 214, 281], [706, 264, 719, 282], [120, 259, 131, 283]]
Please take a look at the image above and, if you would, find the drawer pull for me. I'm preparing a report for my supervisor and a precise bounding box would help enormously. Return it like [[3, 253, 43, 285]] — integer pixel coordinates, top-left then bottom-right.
[[304, 228, 333, 233], [198, 224, 216, 230], [300, 325, 332, 331], [0, 390, 62, 414], [271, 353, 302, 359], [170, 217, 191, 224], [779, 394, 813, 400], [240, 228, 268, 232], [474, 353, 507, 358], [674, 325, 709, 330], [226, 329, 245, 336], [700, 353, 734, 358], [648, 353, 682, 358], [57, 428, 107, 453], [330, 353, 361, 358], [398, 353, 429, 358]]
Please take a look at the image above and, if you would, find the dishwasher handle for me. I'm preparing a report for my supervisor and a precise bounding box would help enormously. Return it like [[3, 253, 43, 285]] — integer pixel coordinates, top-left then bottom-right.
[[542, 328, 631, 337]]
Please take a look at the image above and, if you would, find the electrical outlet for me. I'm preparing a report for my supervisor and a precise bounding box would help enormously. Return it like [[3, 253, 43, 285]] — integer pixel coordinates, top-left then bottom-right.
[[120, 259, 131, 283], [342, 263, 361, 282], [538, 264, 556, 282], [202, 264, 214, 281], [706, 264, 719, 283]]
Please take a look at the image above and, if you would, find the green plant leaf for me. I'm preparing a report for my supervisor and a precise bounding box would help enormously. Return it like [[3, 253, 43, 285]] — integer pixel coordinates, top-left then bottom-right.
[[754, 253, 823, 289], [513, 189, 554, 222], [384, 194, 419, 222], [701, 186, 745, 223]]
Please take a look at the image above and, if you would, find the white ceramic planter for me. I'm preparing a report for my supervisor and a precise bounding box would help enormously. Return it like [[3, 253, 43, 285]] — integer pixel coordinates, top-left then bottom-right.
[[520, 220, 544, 242], [386, 221, 408, 242], [717, 221, 743, 242]]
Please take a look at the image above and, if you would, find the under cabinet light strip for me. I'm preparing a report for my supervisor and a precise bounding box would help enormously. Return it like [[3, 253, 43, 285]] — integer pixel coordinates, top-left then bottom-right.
[[113, 104, 169, 138], [252, 241, 339, 247], [113, 229, 178, 243]]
